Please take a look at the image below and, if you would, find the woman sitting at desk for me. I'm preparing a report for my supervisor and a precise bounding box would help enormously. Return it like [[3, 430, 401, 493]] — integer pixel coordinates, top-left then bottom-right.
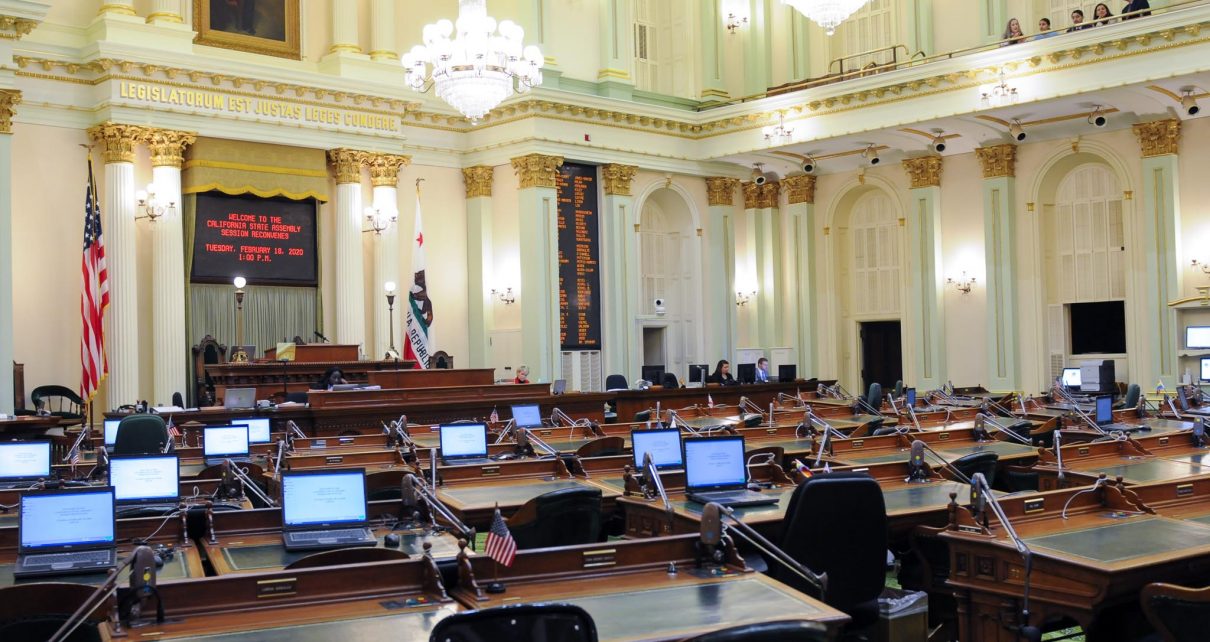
[[706, 360, 738, 386], [514, 365, 530, 384], [314, 366, 348, 391]]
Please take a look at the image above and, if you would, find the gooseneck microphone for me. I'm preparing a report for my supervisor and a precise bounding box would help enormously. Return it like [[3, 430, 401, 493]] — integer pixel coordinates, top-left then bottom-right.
[[970, 473, 1042, 642], [912, 439, 973, 485], [906, 440, 929, 483]]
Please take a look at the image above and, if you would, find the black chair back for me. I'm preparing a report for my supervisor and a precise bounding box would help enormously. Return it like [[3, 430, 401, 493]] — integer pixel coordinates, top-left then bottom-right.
[[171, 392, 184, 407], [430, 603, 597, 642], [113, 415, 170, 455], [605, 374, 628, 391], [510, 487, 602, 550], [660, 373, 679, 389], [633, 409, 652, 423], [864, 382, 883, 411], [1142, 582, 1210, 642], [952, 452, 999, 487], [1122, 383, 1141, 409], [684, 621, 829, 642], [30, 385, 84, 420]]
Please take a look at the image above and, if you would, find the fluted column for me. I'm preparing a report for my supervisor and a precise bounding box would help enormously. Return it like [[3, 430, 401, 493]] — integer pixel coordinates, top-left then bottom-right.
[[146, 129, 195, 405], [903, 156, 946, 389], [976, 145, 1020, 391], [89, 123, 146, 408], [147, 0, 184, 24], [705, 178, 740, 364], [367, 153, 410, 359], [369, 0, 397, 61], [464, 166, 495, 368], [740, 182, 760, 349], [600, 164, 638, 380], [511, 154, 564, 383], [0, 91, 17, 414], [328, 149, 368, 353], [329, 0, 361, 54], [782, 174, 817, 375], [1133, 119, 1183, 389]]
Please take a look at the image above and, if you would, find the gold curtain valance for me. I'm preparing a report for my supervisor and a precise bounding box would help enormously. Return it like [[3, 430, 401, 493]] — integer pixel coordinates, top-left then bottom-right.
[[182, 138, 330, 202]]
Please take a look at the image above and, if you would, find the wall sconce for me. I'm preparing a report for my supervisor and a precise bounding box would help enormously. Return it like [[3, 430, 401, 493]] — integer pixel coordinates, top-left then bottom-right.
[[735, 289, 757, 306], [723, 1, 748, 33], [135, 183, 176, 222], [490, 287, 516, 305], [1192, 259, 1210, 275], [364, 205, 398, 235], [946, 272, 976, 294]]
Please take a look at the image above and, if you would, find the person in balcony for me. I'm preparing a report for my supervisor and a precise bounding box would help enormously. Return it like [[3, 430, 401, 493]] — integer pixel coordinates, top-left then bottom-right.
[[1035, 17, 1060, 39], [1001, 17, 1025, 45], [1068, 9, 1090, 32], [1122, 0, 1151, 19], [1092, 3, 1115, 25]]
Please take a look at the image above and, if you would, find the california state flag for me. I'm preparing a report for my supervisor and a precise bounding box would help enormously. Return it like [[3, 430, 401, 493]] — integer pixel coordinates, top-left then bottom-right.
[[404, 189, 433, 369]]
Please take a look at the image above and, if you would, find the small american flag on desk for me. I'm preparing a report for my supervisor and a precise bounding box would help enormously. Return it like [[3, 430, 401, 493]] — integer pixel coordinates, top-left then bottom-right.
[[485, 507, 517, 567], [167, 415, 180, 439]]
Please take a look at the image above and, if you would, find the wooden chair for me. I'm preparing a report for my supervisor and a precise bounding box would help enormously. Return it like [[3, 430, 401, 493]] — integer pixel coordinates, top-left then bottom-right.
[[30, 385, 85, 423], [283, 546, 408, 570], [574, 436, 625, 459], [429, 351, 454, 369], [1142, 582, 1210, 642], [191, 335, 227, 407]]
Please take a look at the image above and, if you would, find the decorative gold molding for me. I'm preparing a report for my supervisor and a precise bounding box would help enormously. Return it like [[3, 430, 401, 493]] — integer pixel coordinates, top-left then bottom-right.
[[756, 181, 780, 209], [781, 175, 816, 205], [600, 164, 638, 196], [902, 156, 942, 189], [510, 154, 564, 189], [0, 15, 38, 38], [974, 144, 1016, 179], [0, 90, 20, 134], [742, 181, 759, 210], [144, 128, 197, 168], [87, 122, 147, 164], [462, 166, 494, 199], [369, 50, 399, 61], [327, 148, 369, 184], [705, 177, 740, 207], [98, 3, 137, 16], [145, 12, 184, 24], [367, 153, 412, 187], [1132, 119, 1181, 157]]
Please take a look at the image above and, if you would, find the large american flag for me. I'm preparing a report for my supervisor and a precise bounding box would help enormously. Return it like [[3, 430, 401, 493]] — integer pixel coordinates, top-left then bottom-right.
[[80, 156, 109, 402], [484, 507, 517, 567]]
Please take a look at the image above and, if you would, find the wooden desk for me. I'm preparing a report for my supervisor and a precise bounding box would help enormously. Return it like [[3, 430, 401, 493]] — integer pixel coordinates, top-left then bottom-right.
[[367, 368, 494, 388], [0, 414, 61, 437], [1029, 430, 1210, 490], [612, 382, 807, 422], [264, 343, 359, 362], [436, 458, 625, 529], [451, 534, 850, 641], [205, 357, 415, 401]]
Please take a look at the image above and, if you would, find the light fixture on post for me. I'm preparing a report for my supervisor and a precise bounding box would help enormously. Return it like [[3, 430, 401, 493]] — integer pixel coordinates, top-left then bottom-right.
[[947, 272, 976, 294], [231, 276, 249, 363], [401, 0, 544, 124], [364, 204, 398, 235], [762, 112, 794, 143], [781, 0, 871, 35], [134, 183, 176, 222], [735, 289, 757, 307], [384, 281, 398, 358], [490, 286, 516, 304], [980, 69, 1019, 109]]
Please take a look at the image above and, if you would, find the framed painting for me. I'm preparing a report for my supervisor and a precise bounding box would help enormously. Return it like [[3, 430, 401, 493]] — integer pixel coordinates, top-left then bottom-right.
[[193, 0, 301, 60]]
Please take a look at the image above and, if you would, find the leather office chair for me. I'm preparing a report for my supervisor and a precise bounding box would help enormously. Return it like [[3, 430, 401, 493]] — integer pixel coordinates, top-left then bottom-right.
[[509, 487, 603, 550], [29, 385, 85, 422], [605, 374, 628, 391], [366, 469, 409, 501], [284, 547, 409, 570], [633, 409, 653, 423], [775, 472, 887, 629], [430, 603, 598, 642], [0, 583, 103, 642], [574, 436, 626, 458], [893, 380, 905, 398], [741, 413, 763, 427], [660, 373, 679, 389], [1141, 582, 1210, 642], [863, 382, 883, 412], [952, 452, 999, 487], [1119, 383, 1141, 410], [113, 414, 171, 455], [171, 392, 184, 407], [684, 621, 828, 642]]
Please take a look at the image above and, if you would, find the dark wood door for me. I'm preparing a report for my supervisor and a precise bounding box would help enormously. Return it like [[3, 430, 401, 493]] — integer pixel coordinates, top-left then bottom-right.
[[860, 321, 903, 394]]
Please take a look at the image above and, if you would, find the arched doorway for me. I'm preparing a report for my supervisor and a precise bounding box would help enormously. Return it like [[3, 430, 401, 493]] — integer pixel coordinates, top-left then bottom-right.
[[637, 187, 702, 382]]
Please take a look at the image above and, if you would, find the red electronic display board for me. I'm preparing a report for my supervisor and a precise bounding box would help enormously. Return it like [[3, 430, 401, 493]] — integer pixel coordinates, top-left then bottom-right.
[[190, 192, 318, 286]]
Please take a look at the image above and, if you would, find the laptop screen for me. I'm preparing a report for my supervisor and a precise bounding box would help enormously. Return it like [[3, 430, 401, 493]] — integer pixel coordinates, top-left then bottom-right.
[[684, 437, 747, 491], [1061, 368, 1082, 388], [109, 455, 180, 503], [104, 419, 122, 446], [281, 469, 368, 528], [230, 417, 272, 444], [203, 425, 250, 458], [632, 428, 683, 470], [1095, 395, 1113, 425], [20, 488, 115, 551], [439, 423, 488, 459], [511, 404, 542, 429], [0, 441, 51, 481], [906, 388, 917, 407]]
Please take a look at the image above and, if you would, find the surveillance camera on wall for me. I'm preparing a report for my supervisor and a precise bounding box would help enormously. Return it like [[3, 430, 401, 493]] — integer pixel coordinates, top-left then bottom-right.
[[931, 134, 947, 153], [654, 298, 666, 315], [802, 156, 816, 174], [1009, 120, 1026, 141], [862, 146, 880, 166], [753, 173, 767, 185], [1181, 90, 1200, 115], [1088, 107, 1107, 128]]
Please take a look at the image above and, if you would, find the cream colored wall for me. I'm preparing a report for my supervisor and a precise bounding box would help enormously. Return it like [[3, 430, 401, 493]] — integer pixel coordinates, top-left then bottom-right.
[[937, 153, 988, 387]]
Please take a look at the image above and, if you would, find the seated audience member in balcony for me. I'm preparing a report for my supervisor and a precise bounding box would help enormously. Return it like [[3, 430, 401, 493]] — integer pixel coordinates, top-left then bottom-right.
[[1035, 17, 1059, 39], [1001, 18, 1025, 45], [1067, 9, 1089, 31], [1122, 0, 1150, 19], [1092, 3, 1115, 25]]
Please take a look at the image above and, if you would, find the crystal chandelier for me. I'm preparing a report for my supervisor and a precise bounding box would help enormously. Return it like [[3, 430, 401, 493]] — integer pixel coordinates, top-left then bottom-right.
[[781, 0, 872, 36], [980, 69, 1019, 108], [762, 113, 793, 143], [401, 0, 544, 123]]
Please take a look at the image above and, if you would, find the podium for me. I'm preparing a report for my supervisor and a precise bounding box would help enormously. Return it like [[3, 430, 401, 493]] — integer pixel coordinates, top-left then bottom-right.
[[263, 344, 359, 362]]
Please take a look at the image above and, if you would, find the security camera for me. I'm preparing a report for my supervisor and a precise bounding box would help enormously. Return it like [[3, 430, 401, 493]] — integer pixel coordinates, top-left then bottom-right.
[[862, 145, 880, 166], [753, 173, 767, 185], [802, 156, 816, 174], [1009, 120, 1026, 141], [1182, 91, 1200, 116], [654, 298, 666, 315], [1088, 106, 1107, 128], [931, 134, 947, 153]]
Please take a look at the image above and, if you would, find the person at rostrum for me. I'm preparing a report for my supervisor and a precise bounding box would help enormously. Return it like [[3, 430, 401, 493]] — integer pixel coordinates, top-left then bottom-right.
[[513, 365, 530, 384], [754, 357, 772, 383], [706, 360, 738, 386], [314, 366, 348, 390]]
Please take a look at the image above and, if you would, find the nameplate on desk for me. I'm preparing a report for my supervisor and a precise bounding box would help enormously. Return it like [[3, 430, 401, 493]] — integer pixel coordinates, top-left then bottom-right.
[[938, 432, 950, 441], [257, 577, 297, 599], [1077, 447, 1090, 456], [1158, 437, 1170, 446], [539, 430, 553, 437], [852, 467, 869, 474], [851, 439, 864, 448], [957, 525, 983, 534], [325, 456, 343, 465], [582, 548, 616, 569], [480, 466, 500, 477], [765, 428, 778, 435], [339, 437, 355, 445], [1177, 483, 1194, 498], [313, 439, 327, 449], [1023, 498, 1045, 514]]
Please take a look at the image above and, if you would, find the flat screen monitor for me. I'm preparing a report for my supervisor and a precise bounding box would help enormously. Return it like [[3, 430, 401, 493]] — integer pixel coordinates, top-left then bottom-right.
[[230, 417, 272, 444], [1095, 395, 1114, 426], [0, 441, 51, 482], [631, 428, 683, 470], [683, 436, 747, 491], [109, 455, 180, 504], [688, 364, 710, 385], [777, 364, 797, 382], [1202, 357, 1210, 383], [439, 423, 488, 459], [906, 387, 917, 408], [641, 365, 665, 385], [736, 363, 756, 384], [281, 469, 367, 528], [1189, 326, 1210, 349], [203, 425, 250, 458], [511, 404, 542, 429], [103, 419, 122, 447], [1061, 368, 1082, 388]]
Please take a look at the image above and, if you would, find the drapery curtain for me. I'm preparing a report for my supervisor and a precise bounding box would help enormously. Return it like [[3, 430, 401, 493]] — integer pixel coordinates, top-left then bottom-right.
[[189, 284, 318, 357]]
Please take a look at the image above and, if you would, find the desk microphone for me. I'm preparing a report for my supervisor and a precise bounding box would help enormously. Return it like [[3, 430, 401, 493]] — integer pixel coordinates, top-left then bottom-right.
[[700, 501, 723, 548], [913, 440, 972, 485], [122, 545, 165, 626], [1195, 420, 1206, 449], [970, 473, 1042, 642], [906, 440, 928, 483], [1054, 431, 1064, 483], [314, 331, 330, 343]]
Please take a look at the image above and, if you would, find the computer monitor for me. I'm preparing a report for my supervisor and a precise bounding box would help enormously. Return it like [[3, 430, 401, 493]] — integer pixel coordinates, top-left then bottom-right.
[[683, 436, 747, 492], [223, 387, 256, 409], [631, 428, 683, 470], [0, 441, 51, 483], [438, 423, 489, 461], [281, 469, 368, 529], [109, 454, 180, 504], [511, 404, 542, 429], [1095, 395, 1114, 426], [1188, 326, 1210, 349], [203, 425, 250, 459], [19, 487, 115, 552], [777, 364, 797, 383], [906, 387, 917, 408], [103, 419, 122, 447], [736, 363, 756, 384], [230, 417, 272, 444], [1061, 368, 1082, 389], [688, 364, 710, 385], [640, 365, 665, 385], [1202, 357, 1210, 383]]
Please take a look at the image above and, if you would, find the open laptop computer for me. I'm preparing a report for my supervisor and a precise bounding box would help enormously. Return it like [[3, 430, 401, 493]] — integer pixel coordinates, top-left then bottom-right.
[[439, 423, 492, 465], [103, 418, 122, 451], [230, 417, 272, 444], [511, 404, 543, 430], [0, 441, 52, 489], [14, 486, 117, 578], [281, 468, 376, 551], [631, 427, 683, 473], [1094, 395, 1136, 432], [223, 387, 257, 410], [551, 379, 567, 395], [203, 425, 250, 466], [683, 436, 777, 508], [109, 454, 180, 516]]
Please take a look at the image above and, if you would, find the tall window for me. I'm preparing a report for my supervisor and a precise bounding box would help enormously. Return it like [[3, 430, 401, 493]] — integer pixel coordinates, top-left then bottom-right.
[[849, 191, 900, 317], [632, 0, 693, 97], [834, 0, 895, 70]]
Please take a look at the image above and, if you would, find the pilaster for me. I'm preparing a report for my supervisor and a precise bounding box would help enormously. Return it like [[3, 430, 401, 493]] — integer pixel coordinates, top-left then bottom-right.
[[600, 164, 638, 379], [1133, 119, 1182, 389], [368, 154, 409, 359], [511, 154, 564, 382], [0, 90, 16, 413], [744, 0, 772, 97], [976, 145, 1019, 391], [328, 148, 369, 354], [597, 0, 634, 99], [754, 180, 781, 349], [903, 156, 946, 389], [698, 0, 728, 100], [147, 0, 184, 25], [328, 0, 361, 54], [783, 174, 817, 375], [705, 178, 740, 364], [368, 0, 397, 61], [464, 166, 495, 369]]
